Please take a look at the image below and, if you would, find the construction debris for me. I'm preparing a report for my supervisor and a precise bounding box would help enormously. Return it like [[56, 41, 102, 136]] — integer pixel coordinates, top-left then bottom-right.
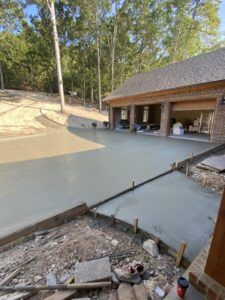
[[0, 215, 181, 299], [74, 257, 111, 284], [190, 164, 225, 194], [0, 282, 111, 292]]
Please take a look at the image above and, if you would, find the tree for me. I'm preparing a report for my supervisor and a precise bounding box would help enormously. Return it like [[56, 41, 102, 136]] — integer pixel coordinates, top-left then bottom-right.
[[0, 0, 222, 101], [0, 0, 24, 89]]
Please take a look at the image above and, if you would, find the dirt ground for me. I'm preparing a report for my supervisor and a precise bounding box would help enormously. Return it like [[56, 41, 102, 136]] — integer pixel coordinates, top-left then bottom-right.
[[187, 150, 225, 195], [0, 90, 108, 139], [189, 165, 225, 194], [0, 214, 182, 300]]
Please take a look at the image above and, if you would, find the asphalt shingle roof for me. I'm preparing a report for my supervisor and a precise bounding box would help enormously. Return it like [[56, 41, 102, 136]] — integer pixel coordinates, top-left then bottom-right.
[[104, 48, 225, 101]]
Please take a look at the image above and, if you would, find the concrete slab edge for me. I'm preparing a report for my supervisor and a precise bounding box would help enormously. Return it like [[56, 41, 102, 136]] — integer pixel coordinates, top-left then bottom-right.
[[40, 108, 68, 127], [0, 202, 88, 251], [92, 142, 225, 210]]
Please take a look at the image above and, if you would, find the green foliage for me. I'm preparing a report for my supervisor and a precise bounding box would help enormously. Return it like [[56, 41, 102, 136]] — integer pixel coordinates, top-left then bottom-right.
[[0, 0, 223, 103]]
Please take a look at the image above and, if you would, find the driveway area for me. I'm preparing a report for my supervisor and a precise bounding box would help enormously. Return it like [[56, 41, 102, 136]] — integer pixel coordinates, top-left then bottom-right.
[[0, 128, 218, 241], [97, 171, 220, 260]]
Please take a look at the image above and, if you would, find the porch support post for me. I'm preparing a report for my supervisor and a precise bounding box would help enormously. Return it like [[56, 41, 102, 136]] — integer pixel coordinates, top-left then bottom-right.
[[160, 101, 171, 137], [130, 104, 135, 129], [109, 105, 114, 129], [205, 188, 225, 287]]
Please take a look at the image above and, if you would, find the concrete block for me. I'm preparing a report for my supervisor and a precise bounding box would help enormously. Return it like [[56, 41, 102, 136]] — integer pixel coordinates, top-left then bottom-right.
[[143, 239, 159, 257], [117, 283, 136, 300], [133, 282, 148, 300], [75, 257, 112, 283]]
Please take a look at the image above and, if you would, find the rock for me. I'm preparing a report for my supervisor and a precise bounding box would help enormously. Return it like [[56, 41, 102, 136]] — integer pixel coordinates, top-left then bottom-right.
[[117, 283, 136, 300], [133, 282, 148, 300], [143, 239, 159, 257], [75, 257, 112, 283], [34, 275, 42, 283], [111, 239, 119, 247]]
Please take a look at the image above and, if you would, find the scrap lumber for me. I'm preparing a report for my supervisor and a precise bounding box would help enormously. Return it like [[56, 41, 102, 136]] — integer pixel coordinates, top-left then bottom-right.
[[0, 269, 21, 298], [0, 291, 33, 300], [44, 277, 76, 300], [10, 257, 36, 273], [0, 269, 21, 286], [0, 203, 88, 248], [0, 282, 111, 292]]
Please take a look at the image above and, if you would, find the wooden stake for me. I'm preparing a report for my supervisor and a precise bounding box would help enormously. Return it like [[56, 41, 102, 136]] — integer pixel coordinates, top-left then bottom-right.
[[133, 218, 138, 233], [185, 164, 190, 176], [203, 177, 207, 186], [175, 241, 186, 267], [110, 214, 115, 225], [132, 179, 135, 190], [171, 162, 176, 170], [93, 208, 97, 219], [155, 236, 160, 245]]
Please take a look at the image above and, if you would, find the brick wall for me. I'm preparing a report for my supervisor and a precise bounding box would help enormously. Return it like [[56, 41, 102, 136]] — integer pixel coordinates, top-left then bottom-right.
[[211, 97, 225, 143], [184, 242, 225, 299]]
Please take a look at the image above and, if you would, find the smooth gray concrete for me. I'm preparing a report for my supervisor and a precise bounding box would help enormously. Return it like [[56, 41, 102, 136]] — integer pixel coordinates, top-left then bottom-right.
[[96, 171, 220, 260], [0, 129, 217, 239]]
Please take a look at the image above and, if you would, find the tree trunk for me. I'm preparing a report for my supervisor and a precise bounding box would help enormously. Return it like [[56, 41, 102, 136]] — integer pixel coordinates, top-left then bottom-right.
[[110, 24, 117, 93], [0, 62, 4, 90], [83, 71, 86, 108], [47, 0, 65, 112], [90, 57, 94, 109], [95, 3, 102, 112], [49, 81, 53, 96], [97, 35, 102, 112]]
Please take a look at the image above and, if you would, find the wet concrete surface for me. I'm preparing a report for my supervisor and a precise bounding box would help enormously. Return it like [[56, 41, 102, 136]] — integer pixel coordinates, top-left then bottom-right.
[[0, 128, 217, 239], [96, 171, 220, 260]]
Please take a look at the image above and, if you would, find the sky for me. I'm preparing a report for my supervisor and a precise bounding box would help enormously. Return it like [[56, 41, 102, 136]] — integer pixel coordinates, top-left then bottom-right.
[[25, 1, 225, 33], [219, 0, 225, 32]]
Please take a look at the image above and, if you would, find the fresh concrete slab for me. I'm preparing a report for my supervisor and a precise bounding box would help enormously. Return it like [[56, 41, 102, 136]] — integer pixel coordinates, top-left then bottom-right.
[[0, 129, 217, 240], [96, 171, 220, 260]]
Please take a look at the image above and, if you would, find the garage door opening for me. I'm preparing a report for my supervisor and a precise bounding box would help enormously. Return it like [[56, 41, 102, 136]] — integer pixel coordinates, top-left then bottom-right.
[[169, 100, 216, 142], [133, 104, 161, 135], [170, 110, 214, 142], [113, 107, 130, 131]]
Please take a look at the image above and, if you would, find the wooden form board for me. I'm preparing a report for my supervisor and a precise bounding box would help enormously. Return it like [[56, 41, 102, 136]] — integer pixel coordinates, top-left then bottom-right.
[[205, 189, 225, 287], [172, 99, 216, 111], [0, 203, 88, 248]]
